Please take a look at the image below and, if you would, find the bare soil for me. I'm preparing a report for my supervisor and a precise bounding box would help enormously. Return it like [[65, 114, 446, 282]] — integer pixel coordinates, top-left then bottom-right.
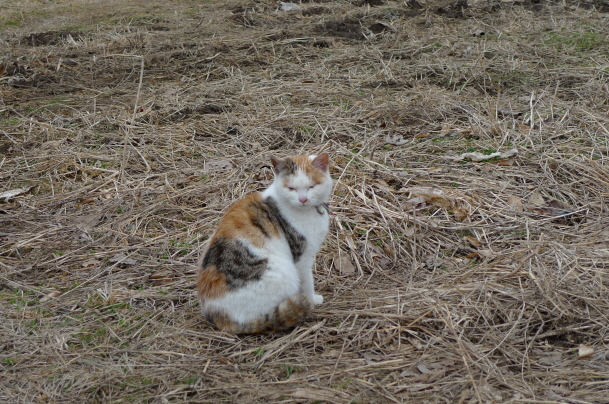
[[2, 0, 609, 403]]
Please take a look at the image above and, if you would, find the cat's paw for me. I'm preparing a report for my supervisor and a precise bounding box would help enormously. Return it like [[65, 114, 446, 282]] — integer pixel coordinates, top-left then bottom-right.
[[313, 294, 324, 305]]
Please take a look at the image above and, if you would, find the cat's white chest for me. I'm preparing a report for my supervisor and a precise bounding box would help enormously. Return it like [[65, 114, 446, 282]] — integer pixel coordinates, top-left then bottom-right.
[[289, 208, 329, 253]]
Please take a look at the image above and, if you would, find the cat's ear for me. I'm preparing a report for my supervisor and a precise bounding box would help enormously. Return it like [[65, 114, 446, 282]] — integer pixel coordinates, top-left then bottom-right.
[[311, 153, 329, 172], [271, 156, 292, 175]]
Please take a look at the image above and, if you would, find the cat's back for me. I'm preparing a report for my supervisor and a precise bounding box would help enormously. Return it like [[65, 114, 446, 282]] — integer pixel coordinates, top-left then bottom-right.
[[210, 192, 281, 247]]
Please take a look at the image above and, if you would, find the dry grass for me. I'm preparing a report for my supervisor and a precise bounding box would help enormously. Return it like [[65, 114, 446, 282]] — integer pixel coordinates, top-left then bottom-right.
[[2, 0, 609, 402]]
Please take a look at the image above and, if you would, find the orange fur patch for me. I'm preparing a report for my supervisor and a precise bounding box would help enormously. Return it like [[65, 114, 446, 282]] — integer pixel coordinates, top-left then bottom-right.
[[212, 193, 280, 247], [288, 155, 327, 184], [196, 265, 228, 301], [290, 155, 312, 171]]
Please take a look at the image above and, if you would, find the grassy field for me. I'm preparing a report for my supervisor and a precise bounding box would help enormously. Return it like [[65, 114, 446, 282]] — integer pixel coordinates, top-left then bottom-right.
[[1, 0, 609, 402]]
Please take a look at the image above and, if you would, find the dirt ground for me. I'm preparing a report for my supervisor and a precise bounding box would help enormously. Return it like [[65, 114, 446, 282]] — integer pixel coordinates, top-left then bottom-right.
[[2, 0, 609, 402]]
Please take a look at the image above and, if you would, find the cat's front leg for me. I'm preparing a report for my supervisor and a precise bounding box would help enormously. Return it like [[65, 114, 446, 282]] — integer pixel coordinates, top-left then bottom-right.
[[297, 257, 323, 305]]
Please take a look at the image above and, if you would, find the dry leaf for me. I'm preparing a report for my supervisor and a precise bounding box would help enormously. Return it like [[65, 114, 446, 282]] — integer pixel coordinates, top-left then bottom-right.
[[403, 227, 415, 237], [450, 148, 518, 162], [548, 199, 569, 209], [109, 254, 137, 267], [424, 255, 444, 269], [278, 2, 299, 11], [440, 358, 456, 367], [477, 249, 494, 258], [528, 191, 545, 207], [405, 186, 475, 221], [408, 338, 423, 350], [407, 187, 452, 208], [384, 134, 408, 145], [333, 255, 356, 275], [507, 195, 524, 212], [344, 234, 356, 250], [414, 132, 431, 138], [578, 344, 594, 359], [365, 241, 383, 256], [539, 352, 562, 366], [39, 290, 62, 303], [204, 159, 233, 171], [439, 124, 453, 137], [150, 270, 173, 284], [73, 213, 102, 232], [0, 187, 32, 201], [364, 354, 381, 365], [82, 259, 101, 268], [417, 362, 431, 374], [453, 207, 470, 222], [401, 196, 426, 211], [463, 236, 482, 248], [497, 108, 523, 117]]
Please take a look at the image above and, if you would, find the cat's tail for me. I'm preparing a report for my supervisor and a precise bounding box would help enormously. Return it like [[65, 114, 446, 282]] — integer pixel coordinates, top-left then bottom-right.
[[206, 293, 313, 334]]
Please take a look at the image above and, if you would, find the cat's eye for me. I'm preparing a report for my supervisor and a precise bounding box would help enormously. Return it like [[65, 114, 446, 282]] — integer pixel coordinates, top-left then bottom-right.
[[288, 187, 296, 191], [309, 185, 315, 189]]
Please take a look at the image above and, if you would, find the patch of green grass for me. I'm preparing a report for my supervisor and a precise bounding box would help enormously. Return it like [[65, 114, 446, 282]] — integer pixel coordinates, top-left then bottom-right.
[[281, 364, 302, 379], [102, 302, 129, 313], [170, 239, 193, 254], [1, 118, 19, 126], [297, 125, 315, 135], [544, 31, 608, 53], [180, 376, 198, 385], [45, 99, 70, 107], [340, 221, 354, 230], [0, 13, 23, 27], [463, 147, 496, 156], [8, 290, 38, 308], [62, 25, 86, 32], [77, 328, 107, 344], [334, 377, 353, 390], [78, 333, 94, 344], [331, 99, 352, 111]]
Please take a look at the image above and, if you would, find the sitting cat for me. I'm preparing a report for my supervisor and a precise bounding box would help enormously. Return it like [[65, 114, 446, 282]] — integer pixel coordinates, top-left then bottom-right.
[[196, 153, 332, 334]]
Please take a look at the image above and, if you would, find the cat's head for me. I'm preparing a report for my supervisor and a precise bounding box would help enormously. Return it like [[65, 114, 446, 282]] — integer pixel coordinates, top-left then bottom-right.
[[270, 153, 332, 209]]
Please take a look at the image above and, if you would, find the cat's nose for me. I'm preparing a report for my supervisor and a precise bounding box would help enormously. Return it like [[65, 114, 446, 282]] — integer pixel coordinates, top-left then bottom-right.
[[298, 196, 308, 204]]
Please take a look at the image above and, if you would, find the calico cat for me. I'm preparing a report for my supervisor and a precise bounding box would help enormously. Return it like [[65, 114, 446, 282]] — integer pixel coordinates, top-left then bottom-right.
[[196, 153, 332, 334]]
